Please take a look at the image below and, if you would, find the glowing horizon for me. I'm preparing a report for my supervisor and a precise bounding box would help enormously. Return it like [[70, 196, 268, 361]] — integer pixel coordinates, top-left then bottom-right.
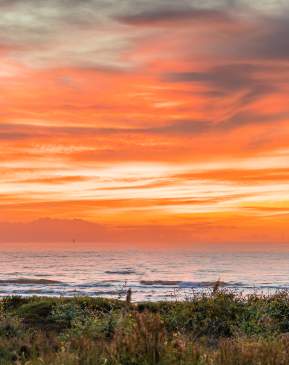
[[1, 0, 289, 245]]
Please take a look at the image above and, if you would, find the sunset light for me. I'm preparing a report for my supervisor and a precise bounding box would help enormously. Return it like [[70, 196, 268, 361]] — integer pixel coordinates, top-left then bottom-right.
[[0, 0, 289, 246]]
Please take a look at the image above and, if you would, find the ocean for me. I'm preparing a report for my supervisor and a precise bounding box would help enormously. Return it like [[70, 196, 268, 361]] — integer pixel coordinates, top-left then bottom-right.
[[0, 249, 288, 301]]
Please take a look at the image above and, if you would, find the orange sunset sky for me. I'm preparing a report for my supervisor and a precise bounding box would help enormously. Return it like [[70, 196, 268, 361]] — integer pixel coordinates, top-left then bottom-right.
[[0, 0, 289, 246]]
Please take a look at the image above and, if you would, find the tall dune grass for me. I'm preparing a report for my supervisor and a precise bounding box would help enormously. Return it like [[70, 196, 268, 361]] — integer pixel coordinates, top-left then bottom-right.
[[0, 291, 289, 364]]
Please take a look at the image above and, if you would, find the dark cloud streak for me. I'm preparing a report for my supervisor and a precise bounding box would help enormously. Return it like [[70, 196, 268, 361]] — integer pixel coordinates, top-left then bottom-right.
[[0, 109, 287, 142], [117, 7, 231, 25], [165, 63, 288, 107]]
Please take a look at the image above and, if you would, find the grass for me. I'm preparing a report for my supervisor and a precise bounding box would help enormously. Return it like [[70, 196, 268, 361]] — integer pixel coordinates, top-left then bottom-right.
[[0, 291, 289, 364]]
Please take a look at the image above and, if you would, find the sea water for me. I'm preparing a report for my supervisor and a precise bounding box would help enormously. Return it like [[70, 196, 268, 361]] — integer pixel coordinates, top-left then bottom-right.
[[0, 249, 288, 301]]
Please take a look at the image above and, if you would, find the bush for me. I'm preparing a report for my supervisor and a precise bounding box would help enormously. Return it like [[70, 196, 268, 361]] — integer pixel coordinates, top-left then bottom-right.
[[16, 300, 55, 328], [0, 292, 288, 364]]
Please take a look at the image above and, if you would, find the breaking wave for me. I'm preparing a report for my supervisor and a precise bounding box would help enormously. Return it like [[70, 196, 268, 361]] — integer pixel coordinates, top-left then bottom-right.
[[105, 269, 137, 275], [140, 280, 181, 286], [140, 280, 245, 288], [0, 278, 63, 285]]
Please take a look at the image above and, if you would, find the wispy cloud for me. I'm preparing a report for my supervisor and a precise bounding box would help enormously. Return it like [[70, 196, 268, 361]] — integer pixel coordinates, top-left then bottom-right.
[[0, 0, 289, 244]]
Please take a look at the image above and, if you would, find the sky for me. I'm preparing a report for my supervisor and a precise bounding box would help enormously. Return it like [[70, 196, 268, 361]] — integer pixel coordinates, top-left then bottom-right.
[[0, 0, 289, 246]]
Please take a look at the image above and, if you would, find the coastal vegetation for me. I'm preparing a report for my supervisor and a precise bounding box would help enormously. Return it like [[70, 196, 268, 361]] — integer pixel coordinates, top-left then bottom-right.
[[0, 290, 289, 364]]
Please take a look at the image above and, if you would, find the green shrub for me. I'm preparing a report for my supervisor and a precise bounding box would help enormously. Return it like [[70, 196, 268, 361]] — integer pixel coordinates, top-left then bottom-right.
[[0, 293, 288, 364], [16, 300, 55, 328]]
